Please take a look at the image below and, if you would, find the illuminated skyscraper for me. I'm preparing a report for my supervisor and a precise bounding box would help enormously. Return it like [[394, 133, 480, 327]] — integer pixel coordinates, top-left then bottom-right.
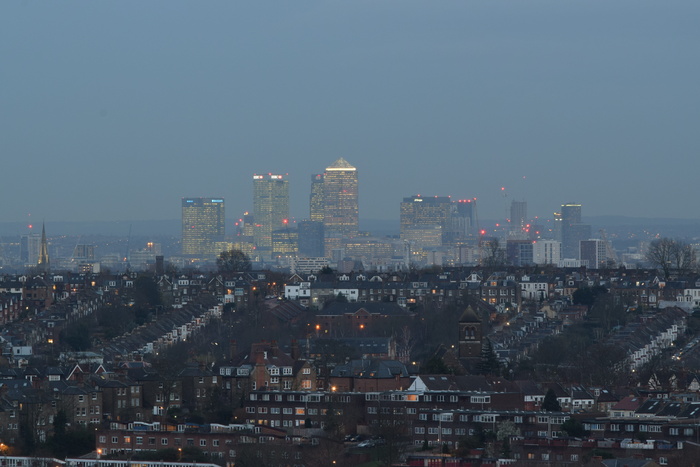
[[253, 174, 289, 253], [310, 174, 325, 222], [323, 158, 358, 239], [400, 195, 453, 247], [181, 198, 225, 257]]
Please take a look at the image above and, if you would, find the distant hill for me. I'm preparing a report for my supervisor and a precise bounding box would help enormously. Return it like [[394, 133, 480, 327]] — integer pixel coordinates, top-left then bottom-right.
[[0, 220, 181, 237], [584, 215, 700, 227]]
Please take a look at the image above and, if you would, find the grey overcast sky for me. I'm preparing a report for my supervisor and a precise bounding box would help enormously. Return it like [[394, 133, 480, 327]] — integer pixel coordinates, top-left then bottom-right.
[[2, 1, 699, 226]]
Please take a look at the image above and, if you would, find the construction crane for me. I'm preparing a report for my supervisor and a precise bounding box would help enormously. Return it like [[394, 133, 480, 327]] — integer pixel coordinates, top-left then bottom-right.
[[599, 229, 618, 268]]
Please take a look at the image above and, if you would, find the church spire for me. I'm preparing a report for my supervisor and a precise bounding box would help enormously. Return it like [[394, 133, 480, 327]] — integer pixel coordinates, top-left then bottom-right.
[[37, 222, 50, 272]]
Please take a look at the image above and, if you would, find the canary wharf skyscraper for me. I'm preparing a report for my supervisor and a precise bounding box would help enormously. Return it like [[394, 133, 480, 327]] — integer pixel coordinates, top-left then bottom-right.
[[253, 174, 289, 254], [182, 198, 225, 257], [323, 158, 358, 239], [310, 173, 325, 222]]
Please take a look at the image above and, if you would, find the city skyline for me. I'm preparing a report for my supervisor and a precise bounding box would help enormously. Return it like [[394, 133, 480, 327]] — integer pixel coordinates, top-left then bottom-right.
[[2, 2, 699, 225]]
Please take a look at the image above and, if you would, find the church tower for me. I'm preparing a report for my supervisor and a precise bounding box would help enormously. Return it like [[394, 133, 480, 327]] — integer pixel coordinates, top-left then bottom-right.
[[458, 305, 482, 359], [37, 222, 50, 272]]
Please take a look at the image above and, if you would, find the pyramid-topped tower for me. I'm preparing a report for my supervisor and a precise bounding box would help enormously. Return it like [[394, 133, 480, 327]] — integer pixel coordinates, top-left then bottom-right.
[[322, 158, 359, 252]]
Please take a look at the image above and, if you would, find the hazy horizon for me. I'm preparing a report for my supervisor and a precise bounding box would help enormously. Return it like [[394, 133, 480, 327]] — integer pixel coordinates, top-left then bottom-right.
[[3, 1, 699, 224]]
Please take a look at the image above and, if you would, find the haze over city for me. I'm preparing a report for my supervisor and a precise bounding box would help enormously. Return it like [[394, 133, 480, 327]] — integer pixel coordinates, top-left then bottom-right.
[[7, 3, 700, 466], [3, 1, 700, 227]]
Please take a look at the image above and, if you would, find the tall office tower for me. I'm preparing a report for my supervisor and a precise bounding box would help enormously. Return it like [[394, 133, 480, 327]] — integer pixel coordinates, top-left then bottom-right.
[[561, 203, 590, 259], [29, 234, 43, 265], [73, 244, 96, 261], [298, 220, 324, 258], [509, 200, 527, 238], [240, 212, 255, 238], [323, 158, 359, 239], [310, 174, 325, 222], [253, 174, 289, 254], [21, 233, 41, 265], [561, 203, 581, 225], [453, 199, 477, 238], [580, 239, 608, 269], [19, 235, 29, 263], [272, 227, 298, 257], [551, 211, 563, 241], [400, 195, 453, 247], [181, 198, 225, 257]]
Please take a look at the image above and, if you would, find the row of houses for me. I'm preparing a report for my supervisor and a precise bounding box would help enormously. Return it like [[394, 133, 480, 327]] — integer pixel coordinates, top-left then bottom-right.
[[282, 268, 700, 313], [95, 381, 700, 466]]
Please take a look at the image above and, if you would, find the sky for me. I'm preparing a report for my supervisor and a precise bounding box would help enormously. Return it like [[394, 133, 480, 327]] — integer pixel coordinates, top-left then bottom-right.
[[2, 1, 699, 227]]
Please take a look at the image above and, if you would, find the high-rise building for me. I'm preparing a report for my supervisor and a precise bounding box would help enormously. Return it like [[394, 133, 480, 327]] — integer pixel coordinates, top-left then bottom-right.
[[453, 198, 477, 239], [323, 158, 359, 241], [253, 174, 289, 254], [400, 195, 453, 247], [580, 239, 608, 269], [506, 240, 534, 266], [561, 203, 581, 225], [298, 220, 324, 258], [310, 174, 325, 223], [21, 233, 41, 265], [272, 227, 298, 257], [561, 203, 590, 259], [238, 212, 255, 238], [73, 244, 96, 261], [551, 211, 563, 242], [181, 198, 225, 257], [533, 240, 561, 265], [509, 201, 527, 238]]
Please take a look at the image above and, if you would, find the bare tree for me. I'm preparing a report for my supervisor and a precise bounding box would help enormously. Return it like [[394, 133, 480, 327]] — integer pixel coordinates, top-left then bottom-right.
[[646, 238, 696, 279], [396, 325, 415, 364], [671, 240, 697, 277], [482, 238, 506, 267], [216, 249, 251, 272]]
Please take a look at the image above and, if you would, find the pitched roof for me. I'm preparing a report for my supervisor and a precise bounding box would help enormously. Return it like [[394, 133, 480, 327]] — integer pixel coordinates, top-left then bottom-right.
[[611, 395, 645, 412], [319, 302, 409, 317], [326, 157, 356, 170], [459, 306, 480, 323], [416, 374, 491, 392]]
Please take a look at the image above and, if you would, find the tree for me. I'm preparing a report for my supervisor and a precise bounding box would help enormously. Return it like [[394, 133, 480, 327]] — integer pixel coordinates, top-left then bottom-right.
[[335, 292, 348, 303], [483, 238, 506, 267], [670, 240, 697, 276], [561, 418, 588, 438], [216, 249, 251, 272], [421, 356, 450, 374], [646, 238, 697, 279], [496, 420, 520, 458], [541, 388, 562, 412], [61, 322, 91, 350], [572, 285, 608, 308], [133, 275, 162, 309], [477, 339, 500, 376]]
